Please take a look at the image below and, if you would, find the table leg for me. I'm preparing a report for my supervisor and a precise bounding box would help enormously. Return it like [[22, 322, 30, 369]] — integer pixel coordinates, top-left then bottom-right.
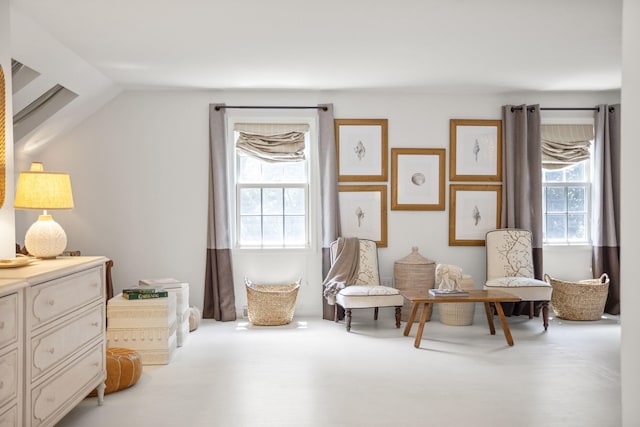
[[403, 302, 419, 336], [414, 303, 431, 348], [494, 302, 514, 346], [484, 302, 496, 335]]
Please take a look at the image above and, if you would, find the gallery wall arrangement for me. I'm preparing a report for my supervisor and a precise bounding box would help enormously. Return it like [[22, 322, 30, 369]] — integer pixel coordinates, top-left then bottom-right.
[[333, 117, 503, 249]]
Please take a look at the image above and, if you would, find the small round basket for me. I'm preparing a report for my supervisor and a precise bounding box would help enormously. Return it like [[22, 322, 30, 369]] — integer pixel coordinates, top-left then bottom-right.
[[245, 278, 300, 326], [545, 273, 609, 321]]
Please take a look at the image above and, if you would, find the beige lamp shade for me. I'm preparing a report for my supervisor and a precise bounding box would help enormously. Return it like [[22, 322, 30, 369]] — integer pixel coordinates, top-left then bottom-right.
[[14, 162, 74, 258], [14, 162, 74, 210]]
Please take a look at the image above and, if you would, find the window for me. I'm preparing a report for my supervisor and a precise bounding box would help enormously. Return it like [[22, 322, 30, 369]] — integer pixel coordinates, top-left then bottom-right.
[[542, 160, 591, 244], [234, 126, 309, 248]]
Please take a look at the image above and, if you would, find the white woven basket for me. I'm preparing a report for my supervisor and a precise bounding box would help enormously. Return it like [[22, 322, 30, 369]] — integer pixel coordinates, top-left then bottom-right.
[[438, 274, 475, 326]]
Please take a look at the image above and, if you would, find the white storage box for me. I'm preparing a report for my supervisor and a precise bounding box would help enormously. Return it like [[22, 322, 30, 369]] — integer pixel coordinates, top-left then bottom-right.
[[107, 293, 177, 329], [133, 334, 177, 365], [139, 279, 189, 324], [177, 319, 189, 347]]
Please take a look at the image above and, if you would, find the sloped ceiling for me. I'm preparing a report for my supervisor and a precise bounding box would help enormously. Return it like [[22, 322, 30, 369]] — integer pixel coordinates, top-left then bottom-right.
[[9, 0, 622, 153]]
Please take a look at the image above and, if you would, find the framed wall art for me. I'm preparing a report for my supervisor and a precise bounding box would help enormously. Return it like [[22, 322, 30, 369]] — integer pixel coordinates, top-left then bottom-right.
[[335, 119, 388, 182], [449, 184, 502, 246], [338, 185, 387, 247], [450, 119, 502, 182], [391, 148, 445, 211]]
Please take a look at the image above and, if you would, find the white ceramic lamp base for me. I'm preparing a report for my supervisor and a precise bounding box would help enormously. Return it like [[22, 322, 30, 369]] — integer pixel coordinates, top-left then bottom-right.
[[24, 214, 67, 259]]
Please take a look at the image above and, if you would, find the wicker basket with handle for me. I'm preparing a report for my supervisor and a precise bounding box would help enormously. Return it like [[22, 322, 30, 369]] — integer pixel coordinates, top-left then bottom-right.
[[245, 278, 300, 326], [545, 273, 609, 321]]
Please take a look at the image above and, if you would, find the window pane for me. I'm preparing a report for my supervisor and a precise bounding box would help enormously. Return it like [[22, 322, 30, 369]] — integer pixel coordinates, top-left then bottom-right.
[[240, 188, 261, 215], [544, 170, 563, 182], [285, 216, 305, 244], [239, 216, 261, 244], [546, 214, 566, 241], [284, 188, 305, 215], [567, 187, 586, 212], [263, 216, 284, 244], [568, 214, 587, 241], [546, 187, 566, 212], [565, 162, 585, 182], [237, 156, 262, 182], [263, 188, 283, 215]]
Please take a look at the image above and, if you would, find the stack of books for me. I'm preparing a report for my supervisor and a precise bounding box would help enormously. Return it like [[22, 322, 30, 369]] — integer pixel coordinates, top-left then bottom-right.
[[122, 286, 169, 300]]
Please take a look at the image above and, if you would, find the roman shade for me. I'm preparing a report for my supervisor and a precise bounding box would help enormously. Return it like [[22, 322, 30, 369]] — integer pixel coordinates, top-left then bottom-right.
[[235, 123, 309, 163], [541, 124, 594, 169]]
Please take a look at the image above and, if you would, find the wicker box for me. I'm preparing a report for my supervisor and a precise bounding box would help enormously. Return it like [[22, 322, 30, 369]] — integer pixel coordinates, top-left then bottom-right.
[[438, 274, 475, 326], [394, 247, 435, 323], [545, 273, 609, 321], [245, 278, 300, 326]]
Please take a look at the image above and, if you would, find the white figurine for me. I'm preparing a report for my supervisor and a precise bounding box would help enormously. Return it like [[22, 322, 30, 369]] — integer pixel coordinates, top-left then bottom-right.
[[435, 264, 464, 292]]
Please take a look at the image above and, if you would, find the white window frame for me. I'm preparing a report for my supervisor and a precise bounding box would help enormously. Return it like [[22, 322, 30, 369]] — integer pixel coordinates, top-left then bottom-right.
[[542, 169, 591, 245], [226, 113, 318, 251]]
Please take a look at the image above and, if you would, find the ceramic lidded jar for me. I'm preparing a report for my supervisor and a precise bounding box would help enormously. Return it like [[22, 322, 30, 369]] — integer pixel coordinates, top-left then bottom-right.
[[393, 247, 436, 322]]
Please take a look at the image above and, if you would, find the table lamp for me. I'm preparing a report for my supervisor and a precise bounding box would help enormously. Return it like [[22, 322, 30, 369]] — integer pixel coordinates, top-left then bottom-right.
[[14, 162, 74, 258]]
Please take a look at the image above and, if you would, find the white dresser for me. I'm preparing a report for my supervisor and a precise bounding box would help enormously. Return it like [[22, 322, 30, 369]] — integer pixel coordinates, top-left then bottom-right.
[[0, 279, 26, 427], [0, 256, 108, 427]]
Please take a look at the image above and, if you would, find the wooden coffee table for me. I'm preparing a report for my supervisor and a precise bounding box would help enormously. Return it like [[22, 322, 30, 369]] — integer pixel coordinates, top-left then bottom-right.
[[401, 289, 521, 348]]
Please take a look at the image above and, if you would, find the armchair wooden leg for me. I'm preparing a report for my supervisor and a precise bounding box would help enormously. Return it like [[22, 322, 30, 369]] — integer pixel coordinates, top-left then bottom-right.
[[374, 307, 379, 320], [541, 301, 549, 331], [334, 304, 338, 323], [395, 306, 401, 328], [529, 301, 534, 319], [345, 309, 352, 332]]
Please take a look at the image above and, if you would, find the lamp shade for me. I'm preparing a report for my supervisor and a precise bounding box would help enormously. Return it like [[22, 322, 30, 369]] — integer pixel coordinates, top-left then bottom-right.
[[14, 162, 74, 210]]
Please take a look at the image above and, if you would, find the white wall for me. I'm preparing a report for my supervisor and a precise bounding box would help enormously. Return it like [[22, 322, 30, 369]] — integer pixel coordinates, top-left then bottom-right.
[[621, 0, 640, 424], [14, 88, 619, 317], [0, 0, 16, 260]]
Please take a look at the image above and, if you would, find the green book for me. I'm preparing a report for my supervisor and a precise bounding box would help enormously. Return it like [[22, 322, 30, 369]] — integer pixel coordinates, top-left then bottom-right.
[[122, 291, 168, 300], [123, 286, 163, 294]]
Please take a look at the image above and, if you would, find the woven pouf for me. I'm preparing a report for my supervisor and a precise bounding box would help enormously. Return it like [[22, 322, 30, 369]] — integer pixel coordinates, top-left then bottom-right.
[[89, 348, 142, 396], [439, 274, 476, 326]]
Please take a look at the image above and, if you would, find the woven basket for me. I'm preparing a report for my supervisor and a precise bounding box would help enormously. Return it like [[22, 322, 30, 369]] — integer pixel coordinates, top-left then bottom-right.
[[394, 247, 435, 323], [439, 274, 475, 326], [245, 278, 300, 326], [545, 273, 609, 321]]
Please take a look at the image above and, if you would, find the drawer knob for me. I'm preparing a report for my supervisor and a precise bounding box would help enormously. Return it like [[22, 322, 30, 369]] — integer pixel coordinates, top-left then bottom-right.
[[49, 347, 55, 354], [48, 299, 55, 306], [0, 380, 4, 389], [47, 396, 55, 403], [91, 321, 99, 327], [0, 321, 4, 329]]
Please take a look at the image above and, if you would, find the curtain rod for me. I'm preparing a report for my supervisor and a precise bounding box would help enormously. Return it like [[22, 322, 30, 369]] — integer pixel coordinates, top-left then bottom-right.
[[510, 106, 607, 112], [214, 105, 328, 111]]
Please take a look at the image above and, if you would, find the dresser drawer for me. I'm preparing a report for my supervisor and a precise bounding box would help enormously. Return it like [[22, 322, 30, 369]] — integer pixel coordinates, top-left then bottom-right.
[[0, 293, 18, 348], [0, 404, 17, 427], [0, 349, 18, 409], [31, 343, 104, 427], [31, 304, 104, 382], [29, 267, 104, 330]]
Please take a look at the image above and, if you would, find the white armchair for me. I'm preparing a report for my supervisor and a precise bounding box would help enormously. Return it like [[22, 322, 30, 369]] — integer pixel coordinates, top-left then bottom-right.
[[328, 238, 403, 332], [483, 229, 552, 330]]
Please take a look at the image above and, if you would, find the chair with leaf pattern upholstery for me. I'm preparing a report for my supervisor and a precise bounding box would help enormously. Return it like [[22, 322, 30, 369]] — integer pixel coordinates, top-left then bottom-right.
[[328, 238, 403, 332], [483, 229, 552, 330]]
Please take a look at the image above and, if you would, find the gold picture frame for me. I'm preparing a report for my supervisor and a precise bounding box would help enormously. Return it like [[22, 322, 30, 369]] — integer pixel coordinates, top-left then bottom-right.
[[449, 184, 502, 246], [391, 148, 445, 211], [338, 185, 388, 247], [450, 119, 502, 182], [335, 119, 388, 182]]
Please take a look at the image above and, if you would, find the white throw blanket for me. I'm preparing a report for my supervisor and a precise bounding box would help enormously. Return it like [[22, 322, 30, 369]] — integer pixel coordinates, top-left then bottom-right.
[[322, 238, 360, 305]]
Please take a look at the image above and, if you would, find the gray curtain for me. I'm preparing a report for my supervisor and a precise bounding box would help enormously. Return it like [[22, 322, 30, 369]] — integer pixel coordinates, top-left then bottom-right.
[[318, 103, 341, 320], [592, 104, 621, 315], [502, 104, 543, 316], [203, 104, 236, 321]]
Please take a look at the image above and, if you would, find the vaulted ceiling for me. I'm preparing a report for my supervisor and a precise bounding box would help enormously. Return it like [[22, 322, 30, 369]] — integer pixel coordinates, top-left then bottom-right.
[[9, 0, 622, 151]]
